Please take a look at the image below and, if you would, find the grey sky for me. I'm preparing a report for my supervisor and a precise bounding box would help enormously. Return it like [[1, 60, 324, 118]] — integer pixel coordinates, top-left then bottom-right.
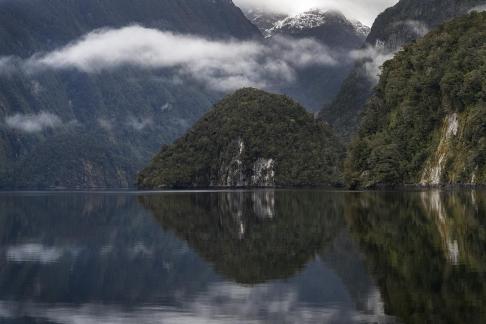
[[234, 0, 400, 26]]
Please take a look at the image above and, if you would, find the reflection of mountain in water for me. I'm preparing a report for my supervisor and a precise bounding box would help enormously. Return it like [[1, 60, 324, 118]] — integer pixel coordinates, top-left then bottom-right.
[[345, 191, 486, 324], [0, 193, 217, 304], [140, 191, 345, 284]]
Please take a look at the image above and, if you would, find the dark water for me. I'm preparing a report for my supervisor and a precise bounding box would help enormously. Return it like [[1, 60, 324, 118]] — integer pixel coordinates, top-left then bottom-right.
[[0, 190, 485, 324]]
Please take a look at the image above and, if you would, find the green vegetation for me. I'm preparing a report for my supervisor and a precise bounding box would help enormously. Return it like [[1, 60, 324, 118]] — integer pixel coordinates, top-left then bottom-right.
[[140, 190, 344, 284], [345, 191, 486, 323], [346, 12, 486, 188], [138, 88, 345, 189], [0, 0, 258, 189], [320, 0, 485, 140]]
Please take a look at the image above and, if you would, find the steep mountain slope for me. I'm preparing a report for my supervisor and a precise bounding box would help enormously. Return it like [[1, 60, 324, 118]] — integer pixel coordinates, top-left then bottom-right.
[[243, 9, 287, 37], [138, 88, 344, 189], [0, 0, 260, 56], [0, 0, 261, 189], [320, 0, 485, 139], [345, 12, 486, 188], [249, 9, 369, 112]]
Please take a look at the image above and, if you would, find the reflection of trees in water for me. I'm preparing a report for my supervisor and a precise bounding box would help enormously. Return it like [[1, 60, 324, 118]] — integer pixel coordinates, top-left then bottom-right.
[[345, 191, 486, 324], [140, 191, 345, 284]]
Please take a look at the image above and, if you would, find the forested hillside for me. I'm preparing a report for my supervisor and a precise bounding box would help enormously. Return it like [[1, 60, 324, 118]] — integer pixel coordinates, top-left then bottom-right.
[[346, 12, 486, 188], [138, 88, 344, 189], [0, 0, 260, 189], [320, 0, 485, 139]]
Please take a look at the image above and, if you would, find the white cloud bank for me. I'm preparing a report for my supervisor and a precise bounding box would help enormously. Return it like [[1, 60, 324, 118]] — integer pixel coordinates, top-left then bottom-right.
[[469, 4, 486, 12], [1, 23, 405, 93], [21, 26, 337, 92], [5, 112, 63, 133], [234, 0, 399, 25], [6, 244, 64, 264]]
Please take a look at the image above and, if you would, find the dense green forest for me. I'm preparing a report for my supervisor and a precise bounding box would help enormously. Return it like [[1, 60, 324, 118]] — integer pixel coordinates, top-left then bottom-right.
[[320, 0, 485, 140], [346, 12, 486, 188], [0, 0, 258, 189], [138, 88, 344, 189], [345, 191, 486, 323]]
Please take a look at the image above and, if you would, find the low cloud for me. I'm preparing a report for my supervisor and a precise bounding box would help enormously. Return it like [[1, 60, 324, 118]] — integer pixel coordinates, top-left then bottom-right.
[[5, 112, 63, 133], [394, 20, 429, 37], [126, 116, 153, 131], [349, 43, 396, 83], [469, 5, 486, 12], [10, 26, 338, 92], [6, 244, 63, 264]]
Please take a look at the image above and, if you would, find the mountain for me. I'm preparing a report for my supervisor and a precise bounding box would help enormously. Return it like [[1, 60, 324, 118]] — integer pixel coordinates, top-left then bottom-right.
[[0, 0, 261, 189], [138, 88, 344, 189], [345, 12, 486, 188], [320, 0, 486, 139], [246, 9, 370, 112], [267, 9, 370, 48], [243, 9, 287, 38], [345, 191, 486, 323]]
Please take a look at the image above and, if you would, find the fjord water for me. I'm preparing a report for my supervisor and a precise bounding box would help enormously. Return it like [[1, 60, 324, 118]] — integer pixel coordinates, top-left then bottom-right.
[[0, 191, 485, 323]]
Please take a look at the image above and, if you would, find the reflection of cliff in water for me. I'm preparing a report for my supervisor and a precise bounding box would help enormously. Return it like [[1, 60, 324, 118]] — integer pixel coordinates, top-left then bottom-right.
[[345, 191, 486, 324], [140, 191, 345, 284]]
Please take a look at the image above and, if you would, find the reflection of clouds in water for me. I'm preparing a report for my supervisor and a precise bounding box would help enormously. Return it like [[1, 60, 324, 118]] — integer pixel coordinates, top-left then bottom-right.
[[0, 281, 391, 324], [6, 242, 161, 264], [6, 244, 67, 264]]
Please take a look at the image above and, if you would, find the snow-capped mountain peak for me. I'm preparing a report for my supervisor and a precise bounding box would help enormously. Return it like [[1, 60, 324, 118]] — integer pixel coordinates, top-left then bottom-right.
[[272, 9, 339, 31], [265, 9, 370, 38]]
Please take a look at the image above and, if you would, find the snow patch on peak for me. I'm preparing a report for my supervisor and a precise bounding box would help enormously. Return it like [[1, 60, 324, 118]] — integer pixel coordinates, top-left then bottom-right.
[[351, 20, 372, 38], [271, 9, 338, 32], [265, 9, 370, 38]]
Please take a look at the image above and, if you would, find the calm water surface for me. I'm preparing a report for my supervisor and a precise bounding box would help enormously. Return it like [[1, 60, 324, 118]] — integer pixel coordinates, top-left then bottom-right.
[[0, 190, 485, 323]]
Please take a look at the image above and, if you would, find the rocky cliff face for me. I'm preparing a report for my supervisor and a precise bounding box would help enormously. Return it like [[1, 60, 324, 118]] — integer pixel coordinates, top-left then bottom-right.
[[0, 0, 261, 189], [217, 139, 276, 187], [320, 0, 486, 140], [138, 88, 344, 189], [345, 12, 486, 188]]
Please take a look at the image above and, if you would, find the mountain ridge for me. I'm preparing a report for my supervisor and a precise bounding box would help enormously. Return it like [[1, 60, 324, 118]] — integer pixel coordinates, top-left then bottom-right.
[[319, 0, 486, 140], [345, 12, 486, 188]]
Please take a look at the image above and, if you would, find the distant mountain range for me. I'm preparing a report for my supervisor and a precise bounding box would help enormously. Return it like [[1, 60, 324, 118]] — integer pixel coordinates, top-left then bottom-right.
[[245, 8, 370, 112], [0, 0, 259, 189], [1, 0, 484, 189], [0, 1, 368, 189]]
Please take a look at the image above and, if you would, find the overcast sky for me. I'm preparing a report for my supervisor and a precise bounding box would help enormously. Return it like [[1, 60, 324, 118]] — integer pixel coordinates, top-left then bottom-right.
[[234, 0, 399, 26]]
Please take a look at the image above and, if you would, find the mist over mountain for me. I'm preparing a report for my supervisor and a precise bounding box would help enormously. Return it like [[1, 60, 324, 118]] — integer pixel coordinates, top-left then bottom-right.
[[0, 0, 266, 189], [0, 0, 372, 189], [346, 12, 486, 188], [245, 8, 370, 111], [319, 0, 486, 139]]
